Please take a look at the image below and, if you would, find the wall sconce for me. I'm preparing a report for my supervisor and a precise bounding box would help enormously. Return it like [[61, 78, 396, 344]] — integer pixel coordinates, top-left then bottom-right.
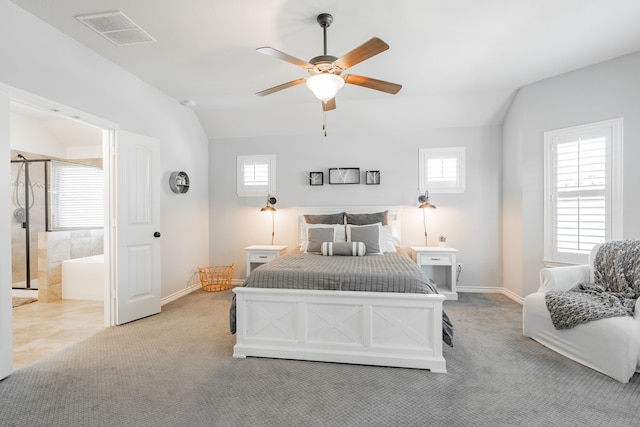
[[260, 194, 277, 245], [418, 191, 436, 246]]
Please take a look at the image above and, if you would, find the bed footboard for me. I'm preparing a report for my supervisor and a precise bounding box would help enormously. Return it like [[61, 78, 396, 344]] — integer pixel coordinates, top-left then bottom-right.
[[232, 287, 446, 372]]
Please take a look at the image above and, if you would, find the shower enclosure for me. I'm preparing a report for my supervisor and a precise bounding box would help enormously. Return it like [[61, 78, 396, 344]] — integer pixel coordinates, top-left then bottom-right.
[[10, 157, 104, 290]]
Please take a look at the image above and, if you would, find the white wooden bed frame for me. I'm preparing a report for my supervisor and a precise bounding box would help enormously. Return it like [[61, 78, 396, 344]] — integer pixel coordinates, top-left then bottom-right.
[[232, 206, 447, 372]]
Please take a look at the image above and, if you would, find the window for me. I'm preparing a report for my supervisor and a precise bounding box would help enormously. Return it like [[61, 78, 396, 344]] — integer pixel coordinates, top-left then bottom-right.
[[544, 118, 623, 265], [49, 162, 104, 230], [419, 147, 465, 193], [236, 155, 276, 197]]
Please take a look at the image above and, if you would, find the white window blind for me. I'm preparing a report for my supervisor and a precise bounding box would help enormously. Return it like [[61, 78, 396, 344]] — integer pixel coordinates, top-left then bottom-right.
[[50, 162, 104, 230], [243, 162, 269, 187], [544, 118, 623, 265], [427, 157, 458, 183], [554, 137, 606, 254], [419, 147, 465, 193], [237, 155, 276, 197]]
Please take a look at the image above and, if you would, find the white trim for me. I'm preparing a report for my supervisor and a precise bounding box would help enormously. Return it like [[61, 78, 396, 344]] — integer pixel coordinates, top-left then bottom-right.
[[161, 279, 245, 305], [161, 282, 202, 305], [543, 118, 623, 265], [456, 286, 525, 304]]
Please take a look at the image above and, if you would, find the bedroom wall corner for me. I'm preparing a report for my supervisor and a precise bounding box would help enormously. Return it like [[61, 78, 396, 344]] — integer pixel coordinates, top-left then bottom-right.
[[502, 50, 640, 298]]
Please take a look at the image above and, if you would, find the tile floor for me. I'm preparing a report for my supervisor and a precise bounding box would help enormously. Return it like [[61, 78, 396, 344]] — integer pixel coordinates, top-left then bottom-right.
[[12, 289, 104, 370]]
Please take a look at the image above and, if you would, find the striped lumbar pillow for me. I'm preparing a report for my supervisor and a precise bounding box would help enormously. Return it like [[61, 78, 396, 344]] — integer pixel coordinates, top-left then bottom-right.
[[321, 241, 366, 256]]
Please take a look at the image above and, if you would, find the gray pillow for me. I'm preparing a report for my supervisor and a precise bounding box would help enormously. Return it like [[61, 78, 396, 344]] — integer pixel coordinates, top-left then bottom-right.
[[348, 224, 382, 254], [321, 242, 366, 256], [304, 212, 345, 224], [306, 227, 335, 253], [346, 210, 388, 226]]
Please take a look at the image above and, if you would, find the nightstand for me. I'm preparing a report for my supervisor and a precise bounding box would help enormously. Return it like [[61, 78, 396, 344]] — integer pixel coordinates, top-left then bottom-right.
[[410, 247, 458, 300], [244, 245, 288, 277]]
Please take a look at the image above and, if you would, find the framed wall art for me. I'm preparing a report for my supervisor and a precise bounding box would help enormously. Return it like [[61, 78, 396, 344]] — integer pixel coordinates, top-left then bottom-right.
[[365, 170, 380, 185], [309, 171, 324, 186], [328, 168, 360, 184]]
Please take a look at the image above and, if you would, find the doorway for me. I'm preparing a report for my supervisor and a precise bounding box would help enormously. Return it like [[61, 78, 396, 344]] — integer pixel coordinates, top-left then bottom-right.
[[9, 102, 107, 368], [2, 89, 162, 379]]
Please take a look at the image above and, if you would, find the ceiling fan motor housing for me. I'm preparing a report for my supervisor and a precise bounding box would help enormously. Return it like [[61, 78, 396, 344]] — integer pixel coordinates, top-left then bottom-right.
[[309, 55, 341, 75], [317, 13, 333, 28]]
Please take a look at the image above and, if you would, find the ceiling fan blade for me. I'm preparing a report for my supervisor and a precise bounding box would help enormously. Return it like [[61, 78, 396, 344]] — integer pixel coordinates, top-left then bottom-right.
[[343, 74, 402, 94], [256, 47, 313, 69], [255, 78, 307, 96], [334, 37, 389, 70], [322, 98, 336, 111]]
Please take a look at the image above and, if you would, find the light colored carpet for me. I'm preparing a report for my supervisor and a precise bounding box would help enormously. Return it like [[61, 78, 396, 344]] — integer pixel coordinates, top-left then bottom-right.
[[0, 290, 638, 426], [12, 296, 37, 308]]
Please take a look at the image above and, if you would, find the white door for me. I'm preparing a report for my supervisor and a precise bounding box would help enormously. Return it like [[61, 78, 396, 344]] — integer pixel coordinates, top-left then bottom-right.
[[115, 131, 161, 325]]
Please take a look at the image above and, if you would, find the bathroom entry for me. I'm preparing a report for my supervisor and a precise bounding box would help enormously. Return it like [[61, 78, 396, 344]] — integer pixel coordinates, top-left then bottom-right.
[[9, 102, 105, 303], [3, 97, 162, 379], [10, 157, 105, 300]]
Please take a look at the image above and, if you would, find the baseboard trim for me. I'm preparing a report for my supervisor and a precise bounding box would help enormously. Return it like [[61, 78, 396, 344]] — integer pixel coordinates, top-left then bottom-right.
[[457, 286, 524, 305], [163, 283, 524, 306], [161, 283, 202, 306], [161, 279, 245, 306]]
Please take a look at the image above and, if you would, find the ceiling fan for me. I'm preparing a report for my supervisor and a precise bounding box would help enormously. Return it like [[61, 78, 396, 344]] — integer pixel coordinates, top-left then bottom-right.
[[255, 13, 402, 112]]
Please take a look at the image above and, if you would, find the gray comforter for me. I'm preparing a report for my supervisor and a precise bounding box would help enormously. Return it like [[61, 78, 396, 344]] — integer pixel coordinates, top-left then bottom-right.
[[229, 249, 454, 346]]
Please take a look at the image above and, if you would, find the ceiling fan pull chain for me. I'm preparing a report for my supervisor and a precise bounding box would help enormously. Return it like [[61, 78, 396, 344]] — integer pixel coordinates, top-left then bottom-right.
[[323, 111, 327, 137]]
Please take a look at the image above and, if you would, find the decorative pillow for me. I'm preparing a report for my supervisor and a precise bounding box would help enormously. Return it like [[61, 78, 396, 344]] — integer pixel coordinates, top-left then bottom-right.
[[304, 212, 345, 224], [346, 223, 382, 255], [300, 223, 346, 251], [346, 210, 389, 226], [305, 227, 336, 253], [321, 242, 366, 256], [380, 225, 398, 253]]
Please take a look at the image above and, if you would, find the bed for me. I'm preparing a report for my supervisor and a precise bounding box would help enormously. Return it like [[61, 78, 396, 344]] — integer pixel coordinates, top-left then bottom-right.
[[230, 206, 451, 372]]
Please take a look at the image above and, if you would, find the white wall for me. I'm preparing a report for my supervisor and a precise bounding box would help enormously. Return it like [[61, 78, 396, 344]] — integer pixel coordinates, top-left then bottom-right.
[[9, 112, 67, 158], [502, 51, 640, 297], [0, 0, 209, 299], [210, 126, 503, 292]]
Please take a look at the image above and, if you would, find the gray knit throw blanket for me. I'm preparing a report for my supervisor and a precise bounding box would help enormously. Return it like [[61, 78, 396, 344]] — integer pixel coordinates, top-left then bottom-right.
[[545, 240, 640, 330]]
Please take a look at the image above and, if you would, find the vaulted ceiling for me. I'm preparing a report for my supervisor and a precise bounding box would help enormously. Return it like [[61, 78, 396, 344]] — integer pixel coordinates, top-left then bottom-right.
[[10, 0, 640, 139]]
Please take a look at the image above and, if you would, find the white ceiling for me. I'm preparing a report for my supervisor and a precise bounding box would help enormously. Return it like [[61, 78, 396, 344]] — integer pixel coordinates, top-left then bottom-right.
[[9, 0, 640, 139]]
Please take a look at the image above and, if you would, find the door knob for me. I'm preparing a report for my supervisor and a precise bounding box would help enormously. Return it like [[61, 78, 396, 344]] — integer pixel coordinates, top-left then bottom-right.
[[154, 232, 161, 238]]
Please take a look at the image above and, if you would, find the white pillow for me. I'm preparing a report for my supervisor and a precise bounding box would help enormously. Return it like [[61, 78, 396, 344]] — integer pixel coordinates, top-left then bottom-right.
[[300, 223, 346, 251], [380, 225, 398, 253], [346, 223, 383, 255]]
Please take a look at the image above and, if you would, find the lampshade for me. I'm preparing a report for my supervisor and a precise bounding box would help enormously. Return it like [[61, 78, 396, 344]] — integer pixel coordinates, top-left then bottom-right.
[[260, 195, 277, 212], [306, 73, 345, 102], [418, 191, 437, 209]]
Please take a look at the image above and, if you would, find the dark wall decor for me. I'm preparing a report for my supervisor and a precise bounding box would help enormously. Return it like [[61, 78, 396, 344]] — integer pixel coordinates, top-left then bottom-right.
[[309, 171, 324, 186], [169, 171, 190, 193], [365, 170, 381, 185], [328, 168, 360, 184]]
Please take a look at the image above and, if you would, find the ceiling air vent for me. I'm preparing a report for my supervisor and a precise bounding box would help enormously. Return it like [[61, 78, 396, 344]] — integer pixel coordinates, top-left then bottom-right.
[[76, 11, 155, 46]]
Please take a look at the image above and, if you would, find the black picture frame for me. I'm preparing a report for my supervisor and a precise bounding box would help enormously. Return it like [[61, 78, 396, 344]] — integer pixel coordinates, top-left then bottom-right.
[[309, 171, 324, 186], [328, 168, 360, 184], [365, 170, 380, 185]]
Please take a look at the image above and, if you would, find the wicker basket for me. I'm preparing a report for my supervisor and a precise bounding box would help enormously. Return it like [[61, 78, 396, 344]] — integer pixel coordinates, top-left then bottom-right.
[[198, 264, 234, 292]]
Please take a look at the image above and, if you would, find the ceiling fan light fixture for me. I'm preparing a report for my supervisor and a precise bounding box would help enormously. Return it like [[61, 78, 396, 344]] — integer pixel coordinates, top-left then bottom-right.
[[306, 73, 344, 102]]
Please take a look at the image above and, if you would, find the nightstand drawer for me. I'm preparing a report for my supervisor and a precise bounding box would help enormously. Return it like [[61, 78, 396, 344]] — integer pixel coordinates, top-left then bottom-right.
[[248, 252, 278, 263], [419, 253, 453, 266]]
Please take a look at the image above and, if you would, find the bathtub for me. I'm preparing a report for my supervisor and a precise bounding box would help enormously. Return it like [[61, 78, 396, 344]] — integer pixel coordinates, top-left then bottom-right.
[[62, 254, 104, 301]]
